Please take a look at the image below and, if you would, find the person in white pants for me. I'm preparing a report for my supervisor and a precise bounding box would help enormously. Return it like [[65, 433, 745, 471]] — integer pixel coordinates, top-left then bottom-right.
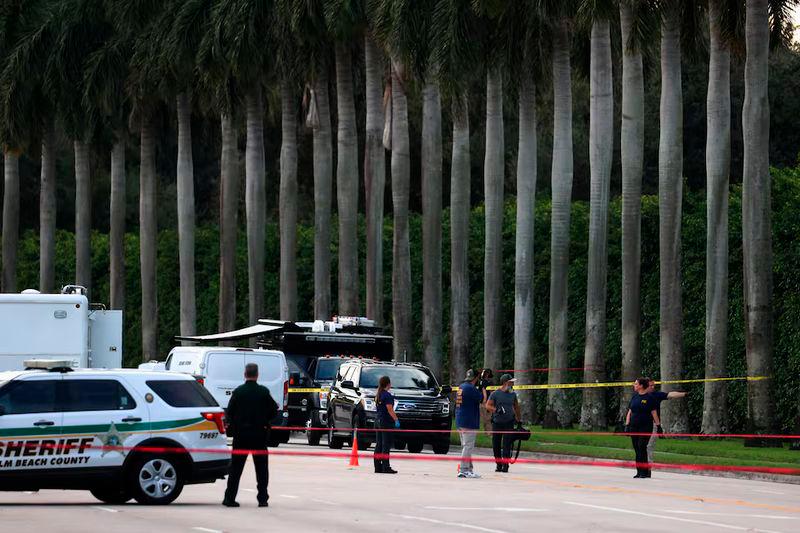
[[645, 378, 687, 463], [456, 369, 483, 478]]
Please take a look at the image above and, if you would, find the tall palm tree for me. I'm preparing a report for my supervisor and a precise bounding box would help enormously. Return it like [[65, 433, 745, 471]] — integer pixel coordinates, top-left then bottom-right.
[[279, 77, 299, 321], [74, 139, 91, 293], [580, 7, 614, 430], [40, 121, 56, 293], [364, 31, 386, 325], [325, 0, 362, 317], [431, 0, 480, 383], [546, 14, 575, 427], [290, 0, 333, 320], [618, 0, 651, 421], [2, 150, 19, 293], [702, 0, 733, 434], [658, 2, 688, 433]]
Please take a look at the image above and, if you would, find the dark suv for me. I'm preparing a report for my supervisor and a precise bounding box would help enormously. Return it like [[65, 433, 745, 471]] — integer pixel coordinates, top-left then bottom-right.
[[303, 356, 348, 445], [327, 360, 452, 454]]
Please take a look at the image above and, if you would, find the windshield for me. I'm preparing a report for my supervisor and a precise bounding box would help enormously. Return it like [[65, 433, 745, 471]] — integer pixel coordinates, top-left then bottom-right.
[[315, 359, 343, 381], [360, 367, 438, 390]]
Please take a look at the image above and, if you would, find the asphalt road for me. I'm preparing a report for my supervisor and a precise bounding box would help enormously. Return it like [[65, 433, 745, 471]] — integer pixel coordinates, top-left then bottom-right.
[[1, 438, 799, 533]]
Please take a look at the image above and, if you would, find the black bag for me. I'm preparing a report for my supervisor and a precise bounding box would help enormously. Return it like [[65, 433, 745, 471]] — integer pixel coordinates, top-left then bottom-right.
[[509, 423, 531, 464]]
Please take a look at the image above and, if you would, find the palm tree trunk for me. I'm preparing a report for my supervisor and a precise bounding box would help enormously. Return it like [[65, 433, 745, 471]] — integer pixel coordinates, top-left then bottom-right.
[[364, 34, 386, 325], [219, 112, 238, 333], [246, 87, 266, 324], [619, 2, 644, 422], [335, 43, 359, 316], [514, 71, 537, 422], [140, 119, 158, 361], [279, 80, 298, 321], [313, 75, 333, 320], [450, 94, 470, 385], [39, 121, 56, 293], [742, 0, 773, 435], [658, 9, 688, 433], [422, 80, 443, 379], [702, 0, 730, 434], [580, 20, 612, 430], [176, 93, 196, 336], [391, 60, 412, 360], [75, 140, 92, 295], [483, 67, 504, 373], [546, 20, 574, 428], [2, 152, 19, 293], [110, 136, 126, 310]]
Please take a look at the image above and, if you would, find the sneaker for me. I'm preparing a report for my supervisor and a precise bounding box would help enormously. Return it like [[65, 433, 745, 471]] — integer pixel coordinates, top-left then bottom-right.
[[457, 472, 468, 478], [466, 472, 482, 479], [495, 465, 503, 472]]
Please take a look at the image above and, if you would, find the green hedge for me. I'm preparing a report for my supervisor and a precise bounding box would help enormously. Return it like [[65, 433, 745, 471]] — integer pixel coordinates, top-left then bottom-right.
[[9, 167, 800, 432]]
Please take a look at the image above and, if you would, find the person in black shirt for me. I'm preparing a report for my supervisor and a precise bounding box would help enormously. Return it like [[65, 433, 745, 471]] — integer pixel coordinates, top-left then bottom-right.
[[223, 363, 279, 508], [624, 377, 660, 479], [477, 369, 494, 432], [374, 375, 400, 474], [645, 378, 687, 463]]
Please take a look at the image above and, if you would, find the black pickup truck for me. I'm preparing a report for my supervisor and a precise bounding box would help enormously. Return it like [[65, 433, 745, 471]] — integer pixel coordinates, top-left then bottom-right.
[[327, 360, 452, 454]]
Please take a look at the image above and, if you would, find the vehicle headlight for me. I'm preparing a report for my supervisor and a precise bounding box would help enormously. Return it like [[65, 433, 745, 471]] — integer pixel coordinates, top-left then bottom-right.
[[363, 398, 377, 411], [319, 391, 328, 409], [440, 401, 450, 414]]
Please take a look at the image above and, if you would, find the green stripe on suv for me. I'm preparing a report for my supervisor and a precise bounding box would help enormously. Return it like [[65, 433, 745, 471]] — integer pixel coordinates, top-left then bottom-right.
[[0, 417, 204, 438]]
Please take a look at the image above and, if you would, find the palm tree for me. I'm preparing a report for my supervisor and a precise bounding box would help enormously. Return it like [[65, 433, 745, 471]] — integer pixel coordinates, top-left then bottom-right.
[[658, 2, 688, 433], [618, 0, 651, 422], [580, 8, 614, 430], [74, 139, 92, 293], [546, 14, 575, 428], [741, 0, 777, 435], [40, 121, 56, 293], [2, 150, 19, 293], [325, 1, 362, 317], [290, 0, 333, 320], [431, 0, 480, 383], [279, 77, 299, 321], [702, 0, 733, 434], [364, 31, 386, 325]]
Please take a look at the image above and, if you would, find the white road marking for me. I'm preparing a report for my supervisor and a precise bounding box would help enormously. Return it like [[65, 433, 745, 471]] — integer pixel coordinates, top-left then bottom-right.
[[192, 528, 223, 533], [279, 494, 299, 499], [753, 489, 786, 495], [425, 506, 546, 513], [92, 506, 118, 513], [311, 498, 337, 505], [664, 510, 797, 520], [390, 514, 509, 533], [241, 488, 257, 493], [563, 502, 784, 533]]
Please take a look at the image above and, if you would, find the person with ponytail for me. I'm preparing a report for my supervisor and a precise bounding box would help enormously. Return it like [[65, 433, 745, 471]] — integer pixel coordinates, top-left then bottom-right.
[[374, 375, 400, 474]]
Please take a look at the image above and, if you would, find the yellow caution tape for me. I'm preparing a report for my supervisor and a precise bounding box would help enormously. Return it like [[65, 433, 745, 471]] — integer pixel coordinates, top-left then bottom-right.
[[288, 387, 328, 393], [483, 376, 769, 391]]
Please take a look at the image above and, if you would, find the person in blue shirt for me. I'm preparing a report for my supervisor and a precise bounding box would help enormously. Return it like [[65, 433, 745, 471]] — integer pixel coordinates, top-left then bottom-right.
[[645, 378, 687, 463], [374, 375, 400, 474], [456, 369, 483, 478], [624, 377, 660, 478]]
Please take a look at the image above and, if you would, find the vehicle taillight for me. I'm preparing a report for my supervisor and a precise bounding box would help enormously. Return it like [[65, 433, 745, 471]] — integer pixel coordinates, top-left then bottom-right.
[[283, 380, 289, 410], [194, 375, 205, 386], [202, 411, 226, 434]]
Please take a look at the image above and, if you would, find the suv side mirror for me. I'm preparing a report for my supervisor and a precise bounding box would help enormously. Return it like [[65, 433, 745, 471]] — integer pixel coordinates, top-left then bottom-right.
[[340, 380, 356, 390], [440, 385, 452, 395]]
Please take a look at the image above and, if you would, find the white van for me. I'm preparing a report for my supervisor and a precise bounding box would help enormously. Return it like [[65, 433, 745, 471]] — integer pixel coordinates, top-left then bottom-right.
[[161, 347, 290, 446]]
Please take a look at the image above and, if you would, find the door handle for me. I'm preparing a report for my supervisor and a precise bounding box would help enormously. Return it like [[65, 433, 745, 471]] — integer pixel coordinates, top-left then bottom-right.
[[33, 420, 54, 427], [121, 417, 142, 423]]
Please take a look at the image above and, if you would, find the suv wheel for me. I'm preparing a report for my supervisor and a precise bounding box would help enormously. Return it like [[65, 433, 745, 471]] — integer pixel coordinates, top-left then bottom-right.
[[90, 486, 131, 504], [128, 454, 184, 505], [307, 427, 322, 446], [351, 416, 372, 450], [407, 442, 424, 454], [432, 441, 450, 455], [328, 420, 345, 449]]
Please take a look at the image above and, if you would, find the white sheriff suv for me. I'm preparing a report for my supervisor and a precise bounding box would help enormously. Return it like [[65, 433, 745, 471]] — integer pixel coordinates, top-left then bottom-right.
[[0, 360, 230, 505]]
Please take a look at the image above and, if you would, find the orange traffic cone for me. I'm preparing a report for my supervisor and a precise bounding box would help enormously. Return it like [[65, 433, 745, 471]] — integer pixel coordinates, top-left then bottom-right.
[[349, 430, 360, 467]]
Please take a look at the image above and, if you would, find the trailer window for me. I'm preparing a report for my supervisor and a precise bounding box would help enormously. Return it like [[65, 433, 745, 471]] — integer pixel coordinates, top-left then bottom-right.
[[147, 380, 217, 407]]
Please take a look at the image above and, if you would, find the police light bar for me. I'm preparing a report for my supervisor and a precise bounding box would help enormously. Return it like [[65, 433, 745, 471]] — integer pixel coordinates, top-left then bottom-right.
[[332, 316, 376, 328], [24, 359, 77, 371]]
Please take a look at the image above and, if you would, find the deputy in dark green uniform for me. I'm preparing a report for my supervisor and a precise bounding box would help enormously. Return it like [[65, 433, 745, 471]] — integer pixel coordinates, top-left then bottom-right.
[[223, 363, 278, 508]]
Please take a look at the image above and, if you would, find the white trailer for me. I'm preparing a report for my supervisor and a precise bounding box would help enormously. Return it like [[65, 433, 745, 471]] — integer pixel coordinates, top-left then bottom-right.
[[0, 287, 122, 371]]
